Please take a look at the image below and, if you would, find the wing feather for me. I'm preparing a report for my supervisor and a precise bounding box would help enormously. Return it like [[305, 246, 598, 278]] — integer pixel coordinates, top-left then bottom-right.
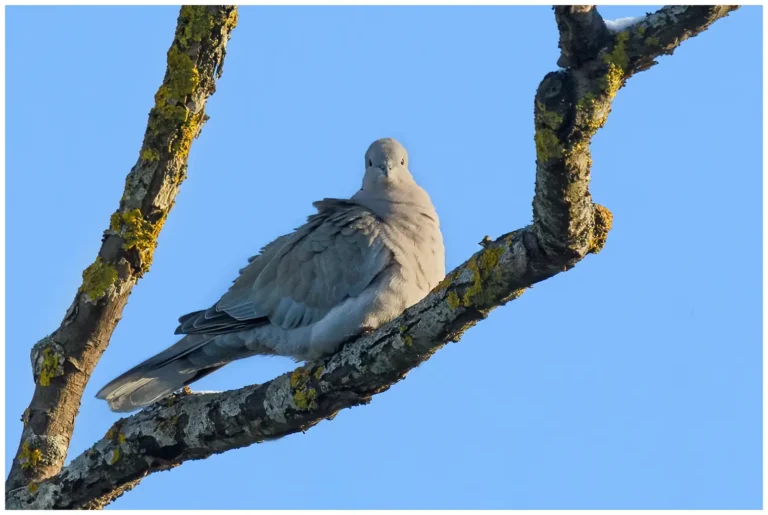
[[175, 199, 391, 335]]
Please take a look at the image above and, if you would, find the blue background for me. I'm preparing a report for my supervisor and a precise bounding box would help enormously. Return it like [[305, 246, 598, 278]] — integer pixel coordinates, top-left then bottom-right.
[[6, 5, 762, 509]]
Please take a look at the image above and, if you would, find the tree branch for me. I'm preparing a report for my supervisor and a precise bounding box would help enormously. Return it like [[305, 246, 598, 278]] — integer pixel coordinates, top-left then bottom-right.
[[6, 4, 738, 510], [6, 5, 238, 496]]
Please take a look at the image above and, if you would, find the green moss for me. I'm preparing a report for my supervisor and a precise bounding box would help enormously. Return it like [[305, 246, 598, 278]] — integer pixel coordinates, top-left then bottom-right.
[[80, 257, 118, 301], [479, 245, 503, 270], [461, 246, 504, 308], [534, 101, 565, 163], [535, 101, 564, 129], [19, 442, 42, 470], [576, 93, 596, 111], [534, 129, 562, 163], [644, 36, 660, 48], [596, 30, 628, 104], [462, 259, 482, 307], [38, 347, 60, 387], [636, 25, 646, 36], [111, 209, 167, 276], [403, 335, 413, 347], [446, 290, 461, 310], [140, 147, 160, 162], [602, 29, 630, 70], [433, 270, 460, 294]]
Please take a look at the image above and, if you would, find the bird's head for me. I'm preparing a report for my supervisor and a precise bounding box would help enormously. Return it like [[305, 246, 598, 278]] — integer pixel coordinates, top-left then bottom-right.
[[362, 138, 414, 191]]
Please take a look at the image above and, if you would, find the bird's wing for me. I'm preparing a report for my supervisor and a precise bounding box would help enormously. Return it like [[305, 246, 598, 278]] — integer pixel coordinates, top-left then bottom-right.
[[175, 199, 392, 334]]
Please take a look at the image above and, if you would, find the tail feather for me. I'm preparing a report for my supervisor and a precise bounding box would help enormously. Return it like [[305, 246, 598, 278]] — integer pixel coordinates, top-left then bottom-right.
[[97, 333, 273, 412], [96, 335, 223, 412], [95, 360, 221, 412]]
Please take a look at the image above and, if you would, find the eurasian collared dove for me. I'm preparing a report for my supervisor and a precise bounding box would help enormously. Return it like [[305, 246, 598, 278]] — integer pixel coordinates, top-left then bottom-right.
[[97, 138, 446, 412]]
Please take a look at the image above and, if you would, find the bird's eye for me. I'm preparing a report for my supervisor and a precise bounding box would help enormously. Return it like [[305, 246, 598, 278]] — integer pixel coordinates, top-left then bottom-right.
[[368, 159, 372, 167], [400, 158, 405, 165]]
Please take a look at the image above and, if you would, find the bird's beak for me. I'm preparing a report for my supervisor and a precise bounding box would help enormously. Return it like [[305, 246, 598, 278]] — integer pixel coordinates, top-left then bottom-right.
[[378, 164, 390, 177]]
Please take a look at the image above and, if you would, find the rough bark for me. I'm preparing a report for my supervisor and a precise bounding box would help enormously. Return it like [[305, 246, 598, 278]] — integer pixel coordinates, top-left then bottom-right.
[[6, 5, 238, 496], [6, 4, 738, 510]]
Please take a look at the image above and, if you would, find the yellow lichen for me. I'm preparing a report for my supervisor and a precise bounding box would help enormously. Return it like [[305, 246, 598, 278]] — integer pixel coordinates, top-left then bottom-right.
[[118, 433, 126, 444], [313, 366, 324, 380], [38, 347, 60, 387], [500, 288, 527, 305], [109, 447, 121, 465], [462, 258, 483, 307], [19, 442, 42, 471], [80, 257, 118, 301], [153, 85, 188, 124], [111, 209, 167, 276], [461, 246, 504, 308], [179, 6, 215, 49], [147, 24, 206, 161], [403, 334, 413, 347], [224, 8, 239, 30], [167, 46, 200, 98], [589, 204, 614, 254], [291, 367, 318, 410], [603, 63, 624, 100], [293, 388, 317, 410], [27, 483, 38, 494], [175, 111, 205, 158], [433, 270, 460, 294], [291, 367, 309, 389], [446, 290, 461, 310]]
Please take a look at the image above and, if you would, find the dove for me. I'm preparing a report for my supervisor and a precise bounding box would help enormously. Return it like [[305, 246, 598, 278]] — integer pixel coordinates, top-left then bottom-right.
[[97, 138, 446, 412]]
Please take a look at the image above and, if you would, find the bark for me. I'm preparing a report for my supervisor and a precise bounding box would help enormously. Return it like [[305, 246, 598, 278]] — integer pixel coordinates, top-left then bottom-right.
[[6, 4, 738, 510], [6, 5, 238, 497]]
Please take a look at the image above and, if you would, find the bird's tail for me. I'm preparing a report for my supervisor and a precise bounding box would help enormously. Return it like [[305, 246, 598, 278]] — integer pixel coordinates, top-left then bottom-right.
[[96, 360, 223, 413], [95, 334, 257, 412]]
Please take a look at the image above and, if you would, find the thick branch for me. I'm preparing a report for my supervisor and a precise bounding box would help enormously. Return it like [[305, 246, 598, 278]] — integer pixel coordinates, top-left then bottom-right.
[[7, 6, 238, 495], [532, 5, 737, 265], [6, 4, 738, 510], [555, 5, 611, 68]]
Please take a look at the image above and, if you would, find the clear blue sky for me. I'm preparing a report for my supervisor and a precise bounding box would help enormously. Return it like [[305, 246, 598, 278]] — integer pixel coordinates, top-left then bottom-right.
[[6, 5, 762, 509]]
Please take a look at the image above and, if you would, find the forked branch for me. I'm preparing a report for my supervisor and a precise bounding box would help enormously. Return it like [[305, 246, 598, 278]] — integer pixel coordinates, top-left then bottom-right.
[[7, 5, 738, 510]]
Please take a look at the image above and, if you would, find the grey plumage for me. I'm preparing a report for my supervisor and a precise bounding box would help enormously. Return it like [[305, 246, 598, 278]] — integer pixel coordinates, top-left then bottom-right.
[[97, 138, 446, 412]]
